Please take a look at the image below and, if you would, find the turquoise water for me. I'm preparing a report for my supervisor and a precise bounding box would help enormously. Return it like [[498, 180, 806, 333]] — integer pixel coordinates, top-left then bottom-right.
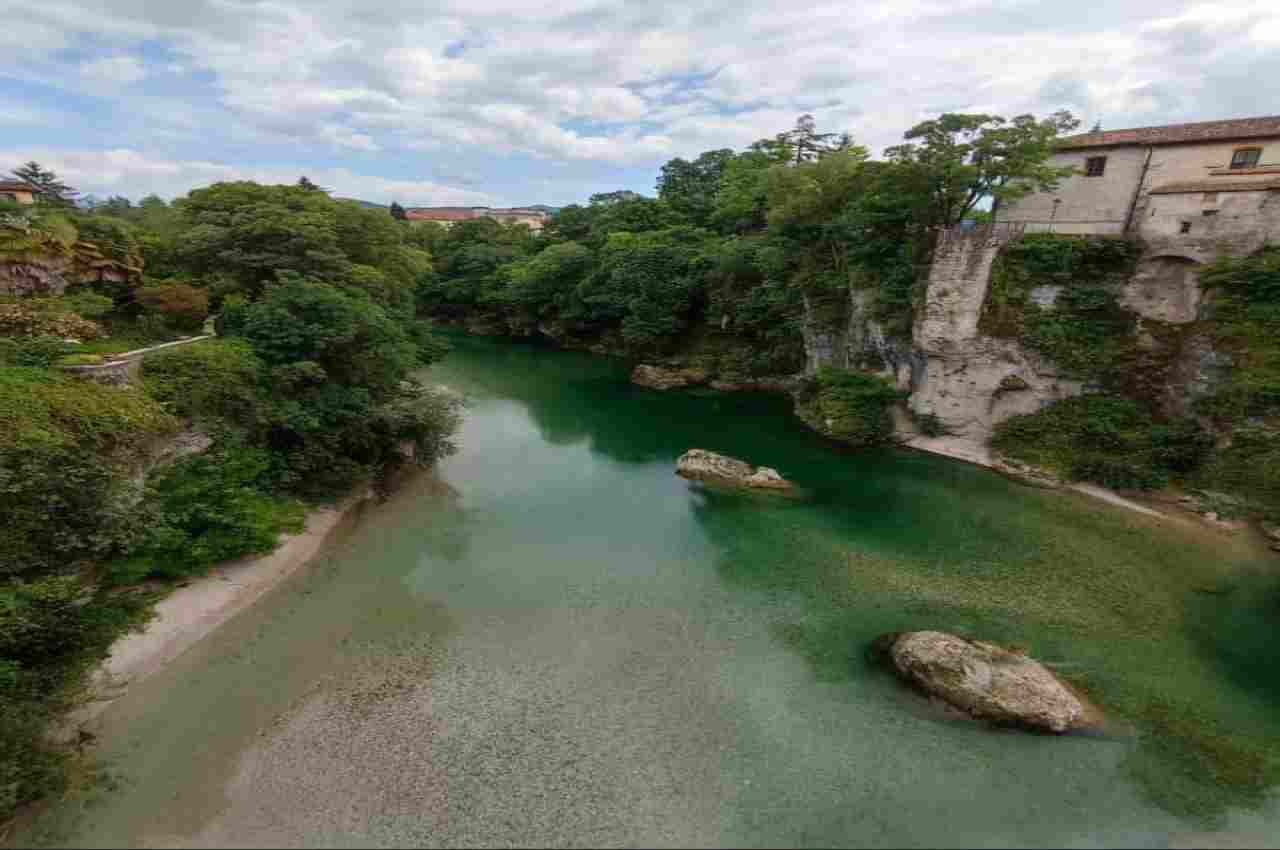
[[31, 335, 1280, 847]]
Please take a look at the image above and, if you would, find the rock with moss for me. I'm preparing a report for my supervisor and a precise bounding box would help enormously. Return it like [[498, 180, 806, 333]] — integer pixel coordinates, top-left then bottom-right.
[[675, 449, 794, 491], [876, 630, 1099, 734], [632, 363, 711, 390]]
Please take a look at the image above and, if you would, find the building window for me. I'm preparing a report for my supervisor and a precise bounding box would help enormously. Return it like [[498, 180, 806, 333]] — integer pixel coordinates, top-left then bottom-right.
[[1084, 156, 1107, 177], [1179, 221, 1192, 234], [1230, 148, 1262, 170]]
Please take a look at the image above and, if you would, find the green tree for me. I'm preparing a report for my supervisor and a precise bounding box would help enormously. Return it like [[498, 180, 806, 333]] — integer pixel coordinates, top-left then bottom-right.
[[885, 111, 1079, 227], [10, 162, 78, 207], [656, 149, 734, 227], [778, 114, 843, 166], [711, 142, 793, 233], [389, 201, 408, 221]]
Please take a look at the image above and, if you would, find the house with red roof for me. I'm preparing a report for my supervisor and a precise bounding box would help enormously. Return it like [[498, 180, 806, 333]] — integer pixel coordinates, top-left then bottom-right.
[[0, 179, 36, 205], [997, 115, 1280, 241], [405, 206, 548, 231]]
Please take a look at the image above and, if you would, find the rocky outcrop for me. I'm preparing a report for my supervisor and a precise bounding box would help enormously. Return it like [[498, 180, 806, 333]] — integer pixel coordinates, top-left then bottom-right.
[[0, 257, 74, 296], [675, 449, 794, 491], [905, 229, 1082, 450], [877, 630, 1097, 733], [632, 364, 711, 390], [632, 363, 796, 394], [800, 287, 909, 376]]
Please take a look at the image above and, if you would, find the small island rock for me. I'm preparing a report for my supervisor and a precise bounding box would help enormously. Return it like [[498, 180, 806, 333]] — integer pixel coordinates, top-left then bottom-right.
[[878, 630, 1094, 733], [631, 364, 710, 390], [675, 449, 795, 491]]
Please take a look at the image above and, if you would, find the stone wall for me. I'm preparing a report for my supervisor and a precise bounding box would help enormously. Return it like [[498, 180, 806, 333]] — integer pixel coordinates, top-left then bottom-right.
[[997, 136, 1280, 236], [998, 147, 1148, 235]]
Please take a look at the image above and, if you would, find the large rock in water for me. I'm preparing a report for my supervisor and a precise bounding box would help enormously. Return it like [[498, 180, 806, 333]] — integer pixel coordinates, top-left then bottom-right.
[[879, 631, 1091, 733], [675, 449, 794, 491], [631, 364, 710, 390]]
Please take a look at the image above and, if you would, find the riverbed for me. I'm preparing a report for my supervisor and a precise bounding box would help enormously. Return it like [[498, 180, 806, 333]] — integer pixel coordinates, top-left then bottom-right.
[[25, 335, 1280, 847]]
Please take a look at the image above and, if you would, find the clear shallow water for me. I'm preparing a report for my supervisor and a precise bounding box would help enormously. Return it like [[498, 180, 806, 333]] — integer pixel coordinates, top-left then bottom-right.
[[29, 336, 1280, 848]]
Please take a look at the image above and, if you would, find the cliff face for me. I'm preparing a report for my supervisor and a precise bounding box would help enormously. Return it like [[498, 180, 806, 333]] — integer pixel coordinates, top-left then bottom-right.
[[789, 225, 1253, 466], [799, 287, 909, 377], [903, 229, 1084, 448]]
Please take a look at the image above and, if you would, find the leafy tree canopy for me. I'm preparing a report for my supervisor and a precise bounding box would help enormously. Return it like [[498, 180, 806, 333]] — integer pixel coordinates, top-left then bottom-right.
[[885, 111, 1080, 227], [10, 162, 78, 207]]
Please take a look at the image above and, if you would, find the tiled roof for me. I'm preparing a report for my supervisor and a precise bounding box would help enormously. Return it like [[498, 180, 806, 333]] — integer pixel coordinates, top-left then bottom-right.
[[405, 208, 479, 221], [1055, 116, 1280, 150], [0, 180, 34, 192], [405, 207, 549, 221], [1148, 177, 1280, 194]]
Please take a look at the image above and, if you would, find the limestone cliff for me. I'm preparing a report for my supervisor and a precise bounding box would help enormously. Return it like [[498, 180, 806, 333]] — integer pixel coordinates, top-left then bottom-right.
[[903, 228, 1083, 449], [799, 286, 909, 377]]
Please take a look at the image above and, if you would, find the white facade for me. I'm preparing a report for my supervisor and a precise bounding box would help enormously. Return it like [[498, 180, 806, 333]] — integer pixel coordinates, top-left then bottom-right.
[[998, 124, 1280, 237]]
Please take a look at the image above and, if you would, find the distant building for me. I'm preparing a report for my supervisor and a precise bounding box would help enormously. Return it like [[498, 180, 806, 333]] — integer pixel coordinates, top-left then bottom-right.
[[998, 115, 1280, 241], [0, 180, 37, 205], [405, 206, 549, 231]]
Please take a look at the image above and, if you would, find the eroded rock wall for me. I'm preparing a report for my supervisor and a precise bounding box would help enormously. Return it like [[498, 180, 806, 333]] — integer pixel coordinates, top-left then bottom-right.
[[800, 286, 909, 376], [905, 229, 1082, 446]]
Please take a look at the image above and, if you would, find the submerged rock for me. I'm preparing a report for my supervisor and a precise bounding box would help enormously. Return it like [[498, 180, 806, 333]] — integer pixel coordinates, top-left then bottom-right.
[[876, 630, 1097, 734], [675, 449, 794, 491]]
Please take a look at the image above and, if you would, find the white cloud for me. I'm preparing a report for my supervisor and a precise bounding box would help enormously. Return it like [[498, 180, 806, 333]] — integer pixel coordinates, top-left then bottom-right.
[[0, 147, 496, 205], [1, 0, 1279, 199], [79, 55, 147, 85]]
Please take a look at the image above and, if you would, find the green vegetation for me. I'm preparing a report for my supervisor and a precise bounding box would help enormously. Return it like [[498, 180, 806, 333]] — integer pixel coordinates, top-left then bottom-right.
[[982, 234, 1140, 379], [989, 244, 1280, 513], [107, 446, 306, 584], [0, 170, 461, 824], [417, 112, 1078, 380], [1186, 247, 1280, 517], [992, 395, 1211, 489], [795, 368, 904, 446]]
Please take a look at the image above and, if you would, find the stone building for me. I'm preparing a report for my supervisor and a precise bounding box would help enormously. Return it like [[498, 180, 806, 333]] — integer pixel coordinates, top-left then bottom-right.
[[0, 179, 36, 205], [998, 115, 1280, 240], [405, 206, 548, 231]]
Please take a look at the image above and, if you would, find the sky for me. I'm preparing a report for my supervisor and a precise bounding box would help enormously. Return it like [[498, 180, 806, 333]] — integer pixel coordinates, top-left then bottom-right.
[[1, 0, 1278, 208]]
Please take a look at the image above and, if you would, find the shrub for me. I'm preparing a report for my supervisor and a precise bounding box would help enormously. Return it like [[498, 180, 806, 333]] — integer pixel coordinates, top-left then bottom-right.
[[135, 282, 209, 332], [1193, 427, 1280, 519], [0, 336, 67, 368], [0, 368, 176, 577], [796, 369, 904, 447], [912, 410, 947, 437], [1196, 248, 1280, 425], [107, 446, 305, 583], [53, 353, 105, 366], [0, 576, 151, 821], [992, 395, 1211, 490], [0, 302, 101, 340], [982, 235, 1140, 379], [58, 291, 115, 319], [142, 339, 264, 425]]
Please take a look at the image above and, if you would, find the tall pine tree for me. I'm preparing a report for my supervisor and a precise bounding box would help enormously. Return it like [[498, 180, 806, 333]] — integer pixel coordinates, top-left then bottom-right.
[[11, 161, 78, 206]]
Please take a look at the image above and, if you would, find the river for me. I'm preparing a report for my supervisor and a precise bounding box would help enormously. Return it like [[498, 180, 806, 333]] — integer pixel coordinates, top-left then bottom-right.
[[27, 335, 1280, 847]]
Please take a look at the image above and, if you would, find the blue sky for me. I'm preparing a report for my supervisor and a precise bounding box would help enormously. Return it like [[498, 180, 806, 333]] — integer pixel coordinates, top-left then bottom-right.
[[1, 0, 1277, 207]]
